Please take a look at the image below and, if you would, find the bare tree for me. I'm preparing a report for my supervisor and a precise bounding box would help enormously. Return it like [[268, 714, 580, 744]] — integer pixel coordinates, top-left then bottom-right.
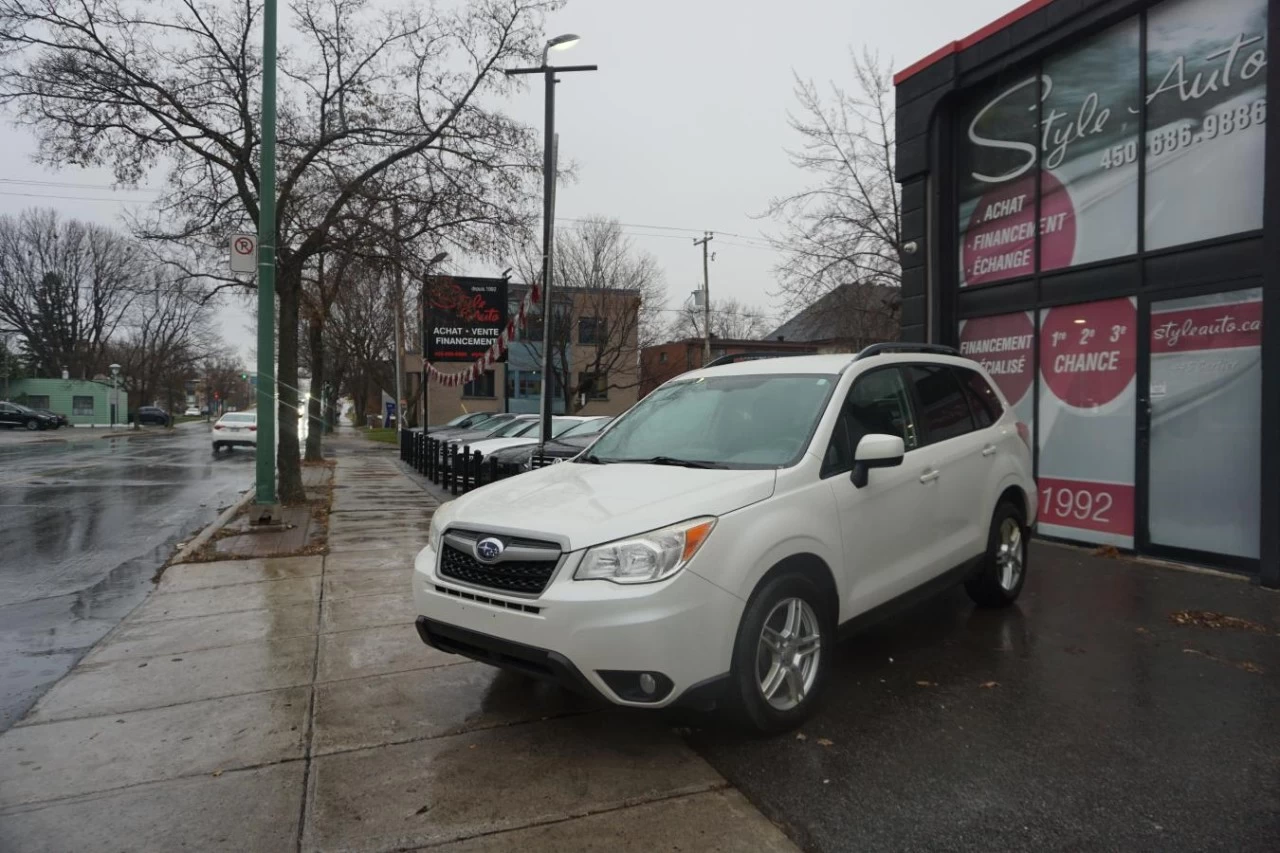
[[201, 350, 254, 413], [0, 0, 551, 502], [328, 262, 393, 427], [763, 50, 902, 316], [514, 217, 665, 413], [110, 272, 216, 423], [0, 209, 139, 378], [667, 297, 773, 342]]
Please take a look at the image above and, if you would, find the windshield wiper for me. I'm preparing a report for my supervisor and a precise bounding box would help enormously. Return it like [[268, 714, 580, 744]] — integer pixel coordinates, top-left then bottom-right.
[[576, 453, 609, 464], [615, 455, 727, 469]]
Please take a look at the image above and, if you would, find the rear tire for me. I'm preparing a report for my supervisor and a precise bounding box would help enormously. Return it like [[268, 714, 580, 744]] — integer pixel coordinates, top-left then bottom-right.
[[726, 572, 832, 734], [965, 502, 1027, 608]]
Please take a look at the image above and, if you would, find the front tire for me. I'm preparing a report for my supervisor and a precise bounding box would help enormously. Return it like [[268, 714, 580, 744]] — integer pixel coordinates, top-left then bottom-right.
[[727, 572, 832, 734], [25, 418, 39, 431], [965, 502, 1028, 608]]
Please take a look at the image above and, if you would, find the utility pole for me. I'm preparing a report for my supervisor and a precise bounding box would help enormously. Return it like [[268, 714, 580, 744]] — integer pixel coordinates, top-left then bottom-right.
[[694, 232, 714, 363], [255, 0, 278, 508], [391, 202, 405, 433]]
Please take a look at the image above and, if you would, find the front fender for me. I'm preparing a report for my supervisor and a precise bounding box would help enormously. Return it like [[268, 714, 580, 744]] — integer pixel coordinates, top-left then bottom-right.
[[688, 480, 845, 617]]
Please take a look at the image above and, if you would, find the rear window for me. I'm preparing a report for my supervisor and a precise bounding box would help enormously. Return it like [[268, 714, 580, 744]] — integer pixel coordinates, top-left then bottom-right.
[[956, 368, 1003, 428], [221, 413, 256, 424], [907, 365, 974, 444]]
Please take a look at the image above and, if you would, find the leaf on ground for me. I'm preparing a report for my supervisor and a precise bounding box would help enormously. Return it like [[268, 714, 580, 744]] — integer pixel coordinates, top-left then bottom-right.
[[1135, 627, 1149, 635], [816, 738, 834, 747], [1237, 661, 1266, 675], [1169, 610, 1271, 635], [795, 732, 807, 741], [211, 769, 223, 778], [1092, 545, 1121, 558], [915, 680, 936, 687], [979, 681, 999, 689]]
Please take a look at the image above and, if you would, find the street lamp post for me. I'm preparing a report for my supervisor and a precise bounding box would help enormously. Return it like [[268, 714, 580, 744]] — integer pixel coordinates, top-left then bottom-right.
[[109, 363, 120, 428], [417, 251, 449, 430], [505, 35, 596, 446]]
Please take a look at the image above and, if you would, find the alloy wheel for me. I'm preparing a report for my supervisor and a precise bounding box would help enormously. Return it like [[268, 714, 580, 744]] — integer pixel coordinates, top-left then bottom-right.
[[997, 517, 1023, 591], [755, 597, 822, 711]]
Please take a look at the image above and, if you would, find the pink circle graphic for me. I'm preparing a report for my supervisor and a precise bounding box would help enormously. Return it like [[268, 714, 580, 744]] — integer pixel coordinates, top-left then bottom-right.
[[962, 171, 1076, 286], [1040, 298, 1136, 409], [959, 312, 1034, 405]]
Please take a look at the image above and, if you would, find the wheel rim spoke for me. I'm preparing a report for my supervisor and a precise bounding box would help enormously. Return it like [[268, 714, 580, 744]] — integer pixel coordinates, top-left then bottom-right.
[[761, 662, 787, 700]]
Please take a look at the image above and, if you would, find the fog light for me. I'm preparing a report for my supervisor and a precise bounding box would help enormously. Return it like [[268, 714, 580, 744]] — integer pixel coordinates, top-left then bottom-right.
[[597, 669, 674, 703]]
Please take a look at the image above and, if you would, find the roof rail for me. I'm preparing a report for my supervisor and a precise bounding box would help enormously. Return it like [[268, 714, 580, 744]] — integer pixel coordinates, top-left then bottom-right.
[[702, 351, 805, 368], [855, 342, 961, 360]]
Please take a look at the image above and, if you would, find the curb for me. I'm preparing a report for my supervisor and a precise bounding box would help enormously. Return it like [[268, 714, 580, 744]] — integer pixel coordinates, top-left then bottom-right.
[[169, 487, 257, 565]]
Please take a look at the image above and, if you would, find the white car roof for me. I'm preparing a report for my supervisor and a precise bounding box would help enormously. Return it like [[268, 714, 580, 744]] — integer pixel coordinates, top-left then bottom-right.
[[679, 349, 981, 382]]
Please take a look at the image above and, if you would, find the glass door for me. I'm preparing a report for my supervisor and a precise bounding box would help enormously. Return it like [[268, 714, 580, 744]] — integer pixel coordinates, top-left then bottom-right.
[[1141, 286, 1263, 562]]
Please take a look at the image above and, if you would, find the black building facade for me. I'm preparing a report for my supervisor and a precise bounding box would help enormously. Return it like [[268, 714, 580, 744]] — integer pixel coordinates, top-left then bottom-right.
[[895, 0, 1279, 587]]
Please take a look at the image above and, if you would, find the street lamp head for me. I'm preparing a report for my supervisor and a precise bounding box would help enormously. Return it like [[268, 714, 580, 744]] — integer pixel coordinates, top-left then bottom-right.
[[427, 251, 449, 267], [109, 363, 120, 376], [543, 33, 580, 64]]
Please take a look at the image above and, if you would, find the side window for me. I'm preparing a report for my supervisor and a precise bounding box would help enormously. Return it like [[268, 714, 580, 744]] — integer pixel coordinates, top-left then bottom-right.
[[955, 367, 1003, 429], [822, 368, 918, 477], [908, 365, 975, 444]]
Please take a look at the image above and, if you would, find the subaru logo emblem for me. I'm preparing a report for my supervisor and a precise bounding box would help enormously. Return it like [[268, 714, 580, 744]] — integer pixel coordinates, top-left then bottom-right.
[[475, 537, 504, 563]]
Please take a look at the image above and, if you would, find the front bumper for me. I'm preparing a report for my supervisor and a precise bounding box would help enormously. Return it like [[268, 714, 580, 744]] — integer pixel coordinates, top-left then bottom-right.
[[412, 541, 742, 709]]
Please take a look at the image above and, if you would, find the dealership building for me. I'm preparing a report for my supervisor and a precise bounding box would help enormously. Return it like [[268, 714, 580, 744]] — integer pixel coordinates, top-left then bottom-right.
[[894, 0, 1278, 586]]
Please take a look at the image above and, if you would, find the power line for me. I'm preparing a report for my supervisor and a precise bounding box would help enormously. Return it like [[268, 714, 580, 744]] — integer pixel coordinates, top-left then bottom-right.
[[0, 177, 160, 193]]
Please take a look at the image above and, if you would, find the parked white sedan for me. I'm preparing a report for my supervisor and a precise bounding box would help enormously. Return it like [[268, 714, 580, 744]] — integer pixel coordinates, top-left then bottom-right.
[[212, 411, 258, 452], [464, 416, 593, 457]]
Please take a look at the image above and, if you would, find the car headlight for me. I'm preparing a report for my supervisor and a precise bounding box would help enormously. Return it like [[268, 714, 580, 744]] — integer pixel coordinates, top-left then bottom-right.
[[428, 513, 444, 552], [574, 517, 716, 584]]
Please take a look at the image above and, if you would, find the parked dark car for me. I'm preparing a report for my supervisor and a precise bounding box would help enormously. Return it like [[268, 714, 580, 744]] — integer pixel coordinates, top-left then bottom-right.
[[131, 406, 171, 427], [32, 408, 68, 428], [427, 412, 495, 434], [0, 401, 59, 431]]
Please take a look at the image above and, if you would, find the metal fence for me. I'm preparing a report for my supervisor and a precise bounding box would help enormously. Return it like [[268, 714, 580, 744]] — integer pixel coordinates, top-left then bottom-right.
[[399, 430, 526, 496]]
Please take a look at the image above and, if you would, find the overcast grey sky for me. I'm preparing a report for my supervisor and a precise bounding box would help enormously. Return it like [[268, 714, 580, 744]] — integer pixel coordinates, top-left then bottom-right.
[[0, 0, 1023, 362]]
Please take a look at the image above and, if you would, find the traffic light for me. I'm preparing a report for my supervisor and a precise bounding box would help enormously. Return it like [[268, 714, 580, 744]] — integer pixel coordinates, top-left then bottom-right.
[[240, 373, 247, 380]]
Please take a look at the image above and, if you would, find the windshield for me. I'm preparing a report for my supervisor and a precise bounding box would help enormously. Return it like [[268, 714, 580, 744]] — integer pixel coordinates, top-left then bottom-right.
[[560, 417, 609, 438], [472, 415, 516, 434], [445, 413, 476, 426], [491, 418, 536, 437], [585, 374, 837, 468], [509, 417, 576, 438]]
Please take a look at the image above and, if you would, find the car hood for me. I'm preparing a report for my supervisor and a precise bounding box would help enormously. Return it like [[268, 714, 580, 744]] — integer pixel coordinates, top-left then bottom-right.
[[439, 462, 776, 551], [471, 437, 539, 454]]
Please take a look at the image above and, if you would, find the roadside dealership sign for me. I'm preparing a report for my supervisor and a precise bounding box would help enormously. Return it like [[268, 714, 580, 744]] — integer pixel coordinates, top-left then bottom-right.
[[957, 0, 1266, 286], [425, 276, 508, 364]]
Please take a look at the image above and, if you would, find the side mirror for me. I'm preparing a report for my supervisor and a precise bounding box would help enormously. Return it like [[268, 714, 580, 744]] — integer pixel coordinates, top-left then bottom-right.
[[852, 433, 905, 489]]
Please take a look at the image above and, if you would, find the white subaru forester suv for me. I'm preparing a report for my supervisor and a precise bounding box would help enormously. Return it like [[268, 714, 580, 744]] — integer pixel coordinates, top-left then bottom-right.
[[412, 344, 1036, 733]]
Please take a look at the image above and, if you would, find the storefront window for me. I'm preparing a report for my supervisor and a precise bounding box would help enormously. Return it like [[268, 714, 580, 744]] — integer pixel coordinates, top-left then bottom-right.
[[958, 312, 1035, 424], [1037, 297, 1137, 547], [1144, 0, 1267, 250], [1040, 19, 1140, 270], [1148, 288, 1262, 557], [958, 75, 1040, 286]]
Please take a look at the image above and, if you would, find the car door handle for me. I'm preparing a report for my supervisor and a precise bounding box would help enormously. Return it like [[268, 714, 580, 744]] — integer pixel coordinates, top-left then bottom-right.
[[981, 444, 997, 457], [919, 468, 940, 484]]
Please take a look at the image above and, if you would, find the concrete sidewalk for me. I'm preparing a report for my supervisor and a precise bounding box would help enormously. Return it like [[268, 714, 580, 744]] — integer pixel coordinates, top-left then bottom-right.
[[0, 442, 797, 852]]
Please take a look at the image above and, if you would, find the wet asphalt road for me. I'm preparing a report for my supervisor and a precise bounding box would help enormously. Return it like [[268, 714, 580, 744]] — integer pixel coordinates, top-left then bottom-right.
[[688, 546, 1280, 853], [0, 424, 252, 731]]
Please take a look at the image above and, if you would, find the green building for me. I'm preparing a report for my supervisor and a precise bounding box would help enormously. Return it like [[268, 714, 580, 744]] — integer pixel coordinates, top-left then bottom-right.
[[5, 378, 131, 427]]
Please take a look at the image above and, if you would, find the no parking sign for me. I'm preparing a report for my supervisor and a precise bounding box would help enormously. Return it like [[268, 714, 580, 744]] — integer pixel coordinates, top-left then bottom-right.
[[229, 233, 257, 274]]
